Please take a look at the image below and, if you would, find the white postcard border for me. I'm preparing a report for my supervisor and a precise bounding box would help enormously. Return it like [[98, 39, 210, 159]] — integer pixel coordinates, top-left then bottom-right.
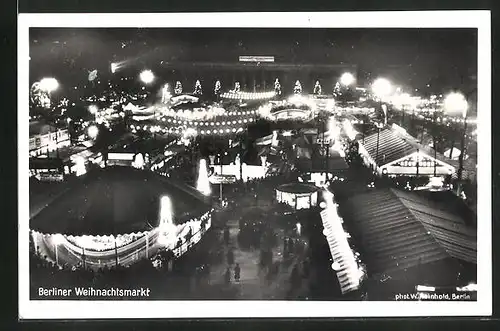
[[18, 11, 492, 319]]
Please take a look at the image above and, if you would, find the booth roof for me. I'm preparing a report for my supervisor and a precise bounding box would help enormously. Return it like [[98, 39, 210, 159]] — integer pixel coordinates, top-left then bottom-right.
[[342, 188, 476, 277], [30, 166, 210, 236], [277, 183, 319, 194], [29, 120, 61, 137]]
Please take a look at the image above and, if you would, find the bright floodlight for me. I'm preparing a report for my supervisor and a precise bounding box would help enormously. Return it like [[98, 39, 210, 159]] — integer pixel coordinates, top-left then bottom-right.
[[39, 77, 59, 93], [140, 70, 155, 84], [340, 72, 355, 86], [111, 63, 118, 74], [444, 92, 468, 117], [87, 125, 99, 139], [372, 78, 393, 98]]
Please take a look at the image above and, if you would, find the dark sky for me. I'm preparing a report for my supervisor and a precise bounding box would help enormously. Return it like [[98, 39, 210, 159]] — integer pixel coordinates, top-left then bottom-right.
[[29, 28, 477, 93]]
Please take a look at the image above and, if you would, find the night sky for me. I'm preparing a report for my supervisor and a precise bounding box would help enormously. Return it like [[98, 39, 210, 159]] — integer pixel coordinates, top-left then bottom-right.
[[29, 28, 477, 94]]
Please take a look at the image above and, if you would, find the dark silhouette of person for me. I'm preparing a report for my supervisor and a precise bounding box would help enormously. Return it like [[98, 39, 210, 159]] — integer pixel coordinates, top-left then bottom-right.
[[234, 263, 241, 282], [224, 267, 231, 284]]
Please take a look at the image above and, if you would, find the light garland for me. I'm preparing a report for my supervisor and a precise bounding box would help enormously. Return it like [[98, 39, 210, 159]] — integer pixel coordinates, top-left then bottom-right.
[[220, 91, 277, 100]]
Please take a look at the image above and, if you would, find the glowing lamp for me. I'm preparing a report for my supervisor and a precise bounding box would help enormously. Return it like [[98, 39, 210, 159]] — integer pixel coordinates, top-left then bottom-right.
[[88, 105, 98, 114], [139, 70, 155, 84], [444, 92, 468, 118], [39, 77, 59, 93], [340, 72, 355, 86], [331, 261, 341, 271], [372, 78, 393, 98], [87, 125, 99, 139]]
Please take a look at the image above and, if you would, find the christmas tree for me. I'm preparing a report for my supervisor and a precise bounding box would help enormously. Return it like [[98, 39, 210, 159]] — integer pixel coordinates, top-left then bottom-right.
[[174, 81, 183, 95], [274, 78, 281, 95], [234, 81, 241, 93], [333, 82, 341, 98], [293, 80, 302, 95], [214, 80, 221, 95], [161, 84, 171, 103], [313, 80, 322, 95], [194, 80, 203, 95]]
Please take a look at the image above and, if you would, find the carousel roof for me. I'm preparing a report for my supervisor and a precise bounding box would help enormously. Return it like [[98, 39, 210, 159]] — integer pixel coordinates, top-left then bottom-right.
[[341, 188, 476, 276], [30, 166, 210, 236], [277, 183, 319, 194]]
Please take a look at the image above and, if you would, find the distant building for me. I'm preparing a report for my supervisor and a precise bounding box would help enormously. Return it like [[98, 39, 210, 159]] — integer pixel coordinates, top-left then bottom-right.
[[29, 121, 70, 157]]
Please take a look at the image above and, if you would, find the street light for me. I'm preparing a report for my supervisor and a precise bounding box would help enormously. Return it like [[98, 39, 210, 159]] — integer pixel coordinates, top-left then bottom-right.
[[444, 92, 468, 118], [139, 70, 155, 84], [444, 92, 468, 182], [340, 72, 355, 86], [372, 78, 393, 100], [88, 125, 99, 140], [39, 77, 59, 93]]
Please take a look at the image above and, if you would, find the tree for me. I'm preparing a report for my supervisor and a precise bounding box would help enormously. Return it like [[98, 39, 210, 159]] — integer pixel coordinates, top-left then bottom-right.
[[194, 80, 203, 95], [274, 78, 282, 95], [313, 80, 322, 95], [234, 81, 241, 93], [294, 80, 302, 95], [214, 80, 222, 96], [333, 82, 341, 98], [174, 81, 183, 95]]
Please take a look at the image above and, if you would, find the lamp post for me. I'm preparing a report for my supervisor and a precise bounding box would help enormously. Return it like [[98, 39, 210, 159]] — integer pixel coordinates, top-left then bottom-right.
[[53, 234, 64, 266], [372, 78, 393, 126], [145, 232, 149, 259], [218, 152, 223, 205], [433, 109, 438, 177], [444, 92, 468, 182], [374, 122, 384, 174]]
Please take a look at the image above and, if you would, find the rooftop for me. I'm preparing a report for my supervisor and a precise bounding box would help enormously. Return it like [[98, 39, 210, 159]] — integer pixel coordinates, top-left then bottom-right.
[[341, 188, 476, 276]]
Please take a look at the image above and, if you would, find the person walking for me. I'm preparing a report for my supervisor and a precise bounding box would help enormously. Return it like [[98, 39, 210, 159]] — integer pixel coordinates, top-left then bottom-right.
[[234, 263, 241, 282]]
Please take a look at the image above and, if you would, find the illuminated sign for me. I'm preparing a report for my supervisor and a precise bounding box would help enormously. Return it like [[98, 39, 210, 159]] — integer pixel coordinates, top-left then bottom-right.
[[209, 174, 237, 184], [239, 56, 275, 63], [108, 153, 135, 161]]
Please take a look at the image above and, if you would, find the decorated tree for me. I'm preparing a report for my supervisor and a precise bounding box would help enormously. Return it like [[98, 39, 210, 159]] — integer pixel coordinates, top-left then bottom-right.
[[174, 81, 183, 95], [313, 80, 322, 95], [234, 81, 241, 93], [214, 80, 222, 96], [193, 80, 203, 95], [333, 82, 341, 98], [161, 84, 171, 103], [274, 78, 282, 95], [293, 80, 302, 95]]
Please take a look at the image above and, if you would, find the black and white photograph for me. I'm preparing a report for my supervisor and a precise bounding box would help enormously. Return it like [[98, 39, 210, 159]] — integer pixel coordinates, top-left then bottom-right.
[[18, 11, 491, 318]]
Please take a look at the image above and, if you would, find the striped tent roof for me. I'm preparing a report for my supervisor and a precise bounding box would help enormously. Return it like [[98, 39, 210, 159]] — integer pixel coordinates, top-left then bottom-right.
[[343, 188, 476, 277], [361, 125, 449, 167]]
